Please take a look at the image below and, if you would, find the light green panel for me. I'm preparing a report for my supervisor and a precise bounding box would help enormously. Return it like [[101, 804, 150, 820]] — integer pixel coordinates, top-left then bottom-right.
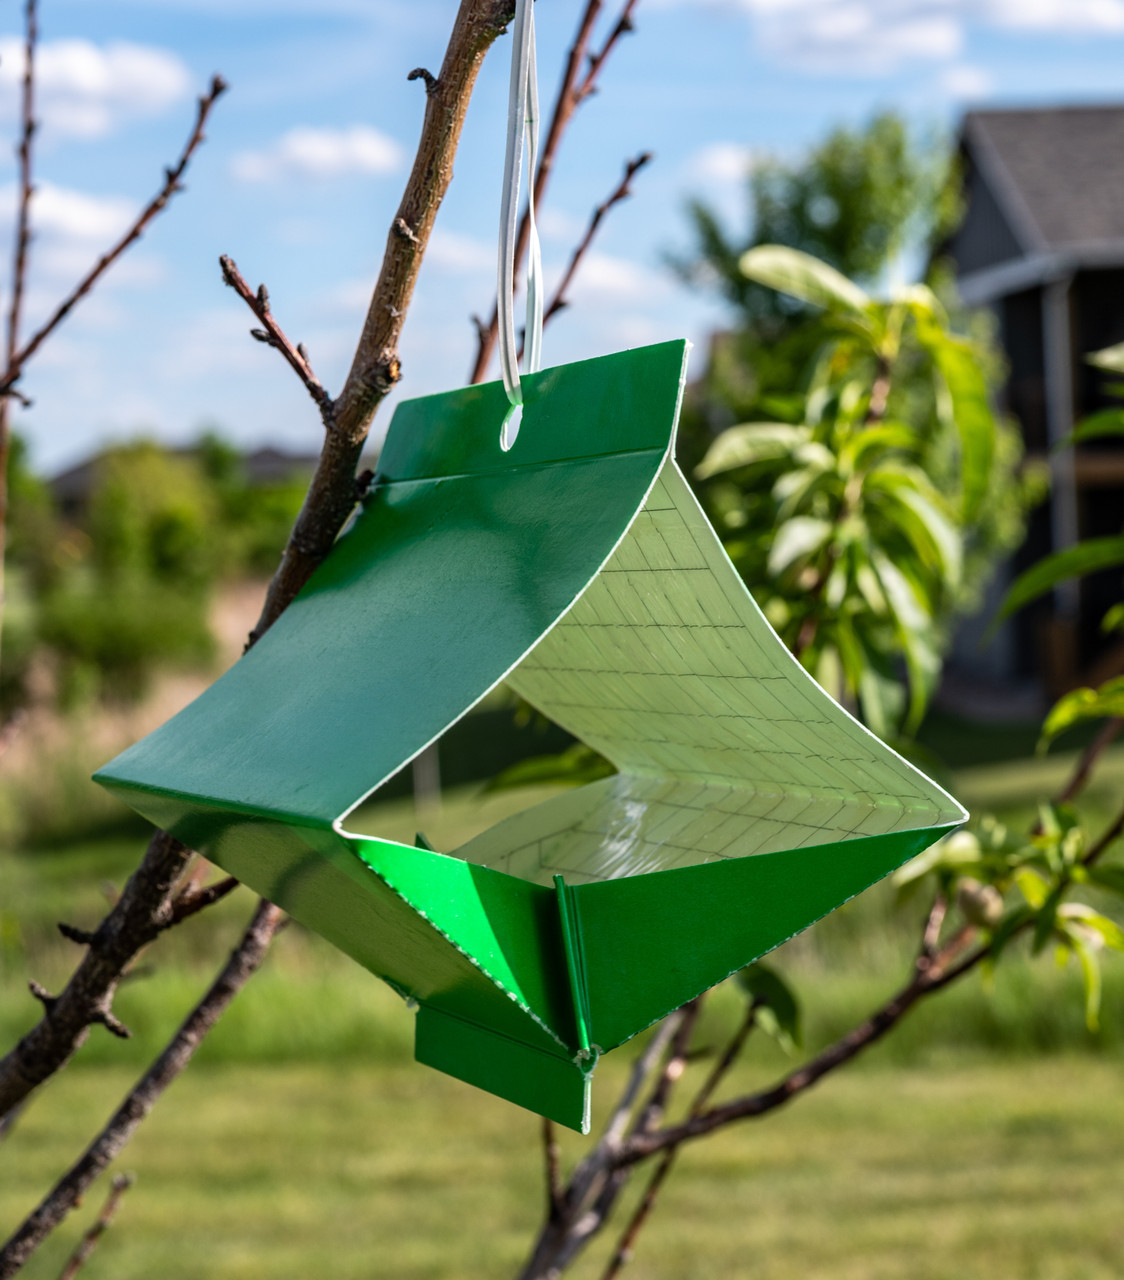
[[491, 459, 962, 887]]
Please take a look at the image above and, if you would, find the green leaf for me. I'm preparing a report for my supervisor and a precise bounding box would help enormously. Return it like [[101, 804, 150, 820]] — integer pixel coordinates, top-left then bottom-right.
[[1060, 904, 1124, 952], [767, 516, 833, 576], [1088, 341, 1124, 373], [696, 423, 811, 478], [914, 320, 994, 521], [736, 962, 802, 1050], [1081, 864, 1124, 897], [1032, 884, 1065, 954], [484, 743, 614, 792], [1059, 923, 1102, 1032], [997, 536, 1124, 621], [1014, 868, 1049, 909], [1053, 408, 1124, 450], [1039, 677, 1124, 750], [739, 245, 872, 317], [866, 472, 962, 586], [1102, 602, 1124, 635], [989, 905, 1034, 963]]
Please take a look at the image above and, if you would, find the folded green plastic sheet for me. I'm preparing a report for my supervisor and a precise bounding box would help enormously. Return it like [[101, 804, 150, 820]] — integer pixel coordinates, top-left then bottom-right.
[[95, 340, 966, 1133]]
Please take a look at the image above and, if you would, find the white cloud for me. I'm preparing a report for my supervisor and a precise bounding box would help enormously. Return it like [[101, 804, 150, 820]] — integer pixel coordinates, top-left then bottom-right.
[[0, 38, 191, 138], [562, 252, 672, 305], [231, 125, 403, 182], [679, 0, 1124, 73], [939, 63, 994, 98], [687, 142, 756, 185], [988, 0, 1124, 29], [427, 228, 494, 274], [0, 181, 161, 305]]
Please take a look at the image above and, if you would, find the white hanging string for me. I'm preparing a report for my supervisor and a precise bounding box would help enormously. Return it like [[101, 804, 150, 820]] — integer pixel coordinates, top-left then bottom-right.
[[497, 0, 542, 449]]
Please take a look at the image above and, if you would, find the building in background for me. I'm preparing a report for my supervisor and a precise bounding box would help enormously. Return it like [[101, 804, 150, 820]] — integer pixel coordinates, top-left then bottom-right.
[[946, 104, 1124, 705]]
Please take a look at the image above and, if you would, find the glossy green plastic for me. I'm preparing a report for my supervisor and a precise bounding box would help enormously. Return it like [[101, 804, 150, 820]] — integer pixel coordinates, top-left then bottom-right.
[[96, 340, 965, 1133]]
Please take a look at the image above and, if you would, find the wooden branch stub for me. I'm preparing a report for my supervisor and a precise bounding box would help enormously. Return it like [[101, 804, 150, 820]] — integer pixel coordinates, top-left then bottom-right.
[[407, 67, 439, 95], [57, 924, 96, 947]]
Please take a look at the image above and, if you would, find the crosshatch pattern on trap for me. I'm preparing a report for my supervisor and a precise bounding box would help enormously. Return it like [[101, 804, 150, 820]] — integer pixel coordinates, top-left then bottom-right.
[[457, 464, 952, 887]]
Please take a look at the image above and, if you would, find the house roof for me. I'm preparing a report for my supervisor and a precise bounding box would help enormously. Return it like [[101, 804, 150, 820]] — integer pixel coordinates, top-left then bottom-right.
[[951, 104, 1124, 303], [964, 105, 1124, 253]]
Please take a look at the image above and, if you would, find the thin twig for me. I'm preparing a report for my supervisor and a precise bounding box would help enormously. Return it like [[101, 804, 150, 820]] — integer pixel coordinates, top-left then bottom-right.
[[1084, 795, 1124, 867], [469, 0, 641, 383], [1057, 717, 1123, 805], [219, 257, 333, 427], [55, 1173, 134, 1280], [0, 901, 284, 1278], [167, 875, 240, 928], [0, 0, 38, 672], [0, 75, 227, 398], [522, 151, 651, 352], [602, 1002, 758, 1280], [542, 1118, 563, 1221]]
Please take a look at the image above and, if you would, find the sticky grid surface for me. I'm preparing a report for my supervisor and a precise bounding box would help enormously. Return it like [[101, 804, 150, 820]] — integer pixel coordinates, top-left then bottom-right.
[[458, 462, 962, 885]]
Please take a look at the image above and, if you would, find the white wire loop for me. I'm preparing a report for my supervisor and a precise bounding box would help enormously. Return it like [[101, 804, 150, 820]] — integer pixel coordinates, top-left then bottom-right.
[[497, 0, 542, 450]]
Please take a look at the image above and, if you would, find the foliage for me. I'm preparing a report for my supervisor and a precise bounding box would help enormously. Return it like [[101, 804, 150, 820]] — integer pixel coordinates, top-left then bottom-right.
[[0, 434, 308, 709], [693, 246, 1034, 738], [672, 112, 956, 327]]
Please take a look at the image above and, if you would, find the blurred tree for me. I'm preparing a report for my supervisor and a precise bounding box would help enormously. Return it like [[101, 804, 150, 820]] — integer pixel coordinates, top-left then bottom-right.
[[673, 112, 957, 326], [694, 247, 1040, 741]]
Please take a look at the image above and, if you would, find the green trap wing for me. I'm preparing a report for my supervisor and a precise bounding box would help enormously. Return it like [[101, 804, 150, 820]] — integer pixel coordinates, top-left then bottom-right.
[[96, 339, 964, 1134]]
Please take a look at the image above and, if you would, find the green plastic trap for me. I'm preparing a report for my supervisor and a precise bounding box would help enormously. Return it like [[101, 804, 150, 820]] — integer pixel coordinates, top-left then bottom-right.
[[96, 340, 965, 1133]]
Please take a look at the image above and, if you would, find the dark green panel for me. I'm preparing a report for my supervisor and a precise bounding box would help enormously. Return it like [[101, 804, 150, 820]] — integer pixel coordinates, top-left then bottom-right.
[[95, 451, 665, 827], [415, 1005, 591, 1134], [378, 340, 687, 482], [576, 823, 961, 1052]]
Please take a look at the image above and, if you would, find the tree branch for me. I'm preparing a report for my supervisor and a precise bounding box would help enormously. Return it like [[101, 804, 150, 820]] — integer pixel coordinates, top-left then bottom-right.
[[0, 0, 38, 671], [219, 257, 333, 428], [602, 1002, 758, 1279], [542, 1118, 564, 1222], [0, 75, 228, 399], [0, 829, 194, 1119], [1057, 716, 1123, 806], [524, 151, 651, 350], [247, 0, 516, 646], [55, 1173, 134, 1280], [0, 901, 284, 1278], [468, 0, 642, 383]]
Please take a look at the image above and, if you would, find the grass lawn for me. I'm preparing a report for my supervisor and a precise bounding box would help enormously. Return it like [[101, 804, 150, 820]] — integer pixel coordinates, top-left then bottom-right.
[[3, 1057, 1123, 1280]]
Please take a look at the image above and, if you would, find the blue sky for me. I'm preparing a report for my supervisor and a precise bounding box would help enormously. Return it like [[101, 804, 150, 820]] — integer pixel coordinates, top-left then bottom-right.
[[3, 0, 1124, 471]]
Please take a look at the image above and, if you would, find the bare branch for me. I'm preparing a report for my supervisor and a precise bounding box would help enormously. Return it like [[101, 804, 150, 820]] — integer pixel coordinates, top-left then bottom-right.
[[469, 0, 642, 383], [55, 1173, 134, 1280], [219, 256, 332, 427], [0, 75, 228, 399], [1057, 716, 1123, 805], [0, 901, 284, 1277], [527, 151, 652, 349], [0, 829, 194, 1120], [542, 1118, 564, 1222], [619, 927, 984, 1164], [575, 0, 641, 104], [0, 0, 39, 670], [247, 0, 516, 647]]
